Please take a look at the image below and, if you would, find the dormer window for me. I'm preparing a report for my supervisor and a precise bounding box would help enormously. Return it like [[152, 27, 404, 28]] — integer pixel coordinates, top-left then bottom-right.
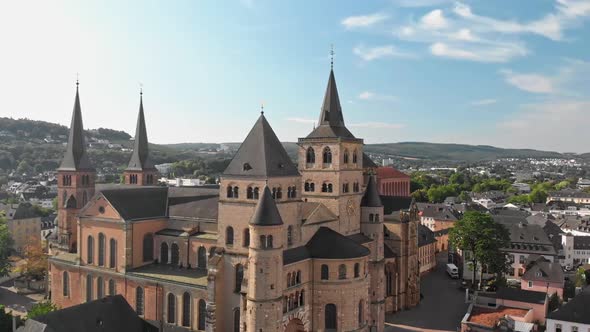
[[243, 163, 252, 171]]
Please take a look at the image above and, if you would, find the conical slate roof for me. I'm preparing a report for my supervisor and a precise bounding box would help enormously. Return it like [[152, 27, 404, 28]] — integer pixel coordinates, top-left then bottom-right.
[[306, 69, 355, 139], [58, 84, 94, 171], [250, 186, 284, 226], [361, 175, 382, 207], [126, 94, 155, 171], [223, 113, 299, 178]]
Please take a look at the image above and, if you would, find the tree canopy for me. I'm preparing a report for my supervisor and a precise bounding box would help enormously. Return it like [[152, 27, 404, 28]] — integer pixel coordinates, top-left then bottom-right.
[[0, 213, 14, 277]]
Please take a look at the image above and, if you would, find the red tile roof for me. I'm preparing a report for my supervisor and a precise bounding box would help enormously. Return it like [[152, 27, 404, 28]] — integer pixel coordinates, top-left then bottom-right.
[[376, 167, 410, 179], [468, 306, 529, 327]]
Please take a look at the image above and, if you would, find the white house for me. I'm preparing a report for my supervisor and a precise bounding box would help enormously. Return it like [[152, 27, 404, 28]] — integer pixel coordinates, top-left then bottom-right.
[[546, 290, 590, 332]]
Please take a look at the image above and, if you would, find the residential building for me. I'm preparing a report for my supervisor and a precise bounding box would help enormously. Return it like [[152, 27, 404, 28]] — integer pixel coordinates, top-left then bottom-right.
[[546, 290, 590, 332], [418, 224, 436, 274], [7, 203, 42, 254], [417, 203, 458, 252], [547, 190, 590, 204], [48, 68, 419, 331], [561, 233, 590, 267], [521, 256, 564, 299]]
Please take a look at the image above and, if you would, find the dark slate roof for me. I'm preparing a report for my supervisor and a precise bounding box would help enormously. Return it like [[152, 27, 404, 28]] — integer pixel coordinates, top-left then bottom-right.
[[126, 94, 155, 171], [363, 153, 377, 168], [168, 186, 219, 221], [419, 204, 458, 221], [522, 258, 564, 284], [19, 295, 157, 332], [381, 196, 413, 215], [384, 243, 396, 258], [101, 187, 168, 220], [58, 85, 94, 171], [250, 186, 283, 226], [155, 228, 198, 237], [361, 175, 382, 207], [547, 290, 590, 324], [283, 227, 370, 264], [494, 287, 546, 304], [503, 223, 556, 256], [305, 70, 356, 139], [347, 233, 373, 244], [223, 114, 299, 178], [13, 203, 42, 220], [418, 224, 437, 247]]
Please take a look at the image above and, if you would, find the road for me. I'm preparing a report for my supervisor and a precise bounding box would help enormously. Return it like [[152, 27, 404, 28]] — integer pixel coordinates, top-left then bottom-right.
[[0, 279, 41, 316], [385, 252, 468, 332]]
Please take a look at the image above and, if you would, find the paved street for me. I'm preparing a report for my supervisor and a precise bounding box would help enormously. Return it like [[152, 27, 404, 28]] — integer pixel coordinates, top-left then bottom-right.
[[385, 252, 468, 332], [0, 279, 40, 316]]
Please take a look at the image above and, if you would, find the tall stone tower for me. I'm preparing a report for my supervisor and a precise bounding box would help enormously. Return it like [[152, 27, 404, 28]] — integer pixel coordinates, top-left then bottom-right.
[[245, 186, 284, 332], [123, 91, 158, 185], [360, 175, 385, 331], [56, 82, 95, 253], [298, 68, 364, 235]]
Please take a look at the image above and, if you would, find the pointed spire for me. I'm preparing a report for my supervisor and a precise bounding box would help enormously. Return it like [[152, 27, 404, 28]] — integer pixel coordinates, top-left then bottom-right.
[[126, 90, 155, 171], [223, 113, 299, 177], [250, 186, 283, 226], [58, 81, 94, 171], [361, 175, 383, 208]]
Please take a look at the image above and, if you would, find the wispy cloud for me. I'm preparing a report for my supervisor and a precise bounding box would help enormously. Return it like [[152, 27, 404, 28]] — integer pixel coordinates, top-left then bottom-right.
[[349, 122, 405, 129], [341, 13, 388, 29], [358, 91, 397, 101], [429, 42, 527, 63], [353, 45, 415, 61], [286, 117, 315, 124], [500, 70, 555, 94], [471, 99, 497, 106], [392, 0, 453, 7], [421, 9, 449, 29]]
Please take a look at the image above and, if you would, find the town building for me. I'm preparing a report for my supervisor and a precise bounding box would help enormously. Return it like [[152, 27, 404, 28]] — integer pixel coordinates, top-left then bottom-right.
[[547, 190, 590, 204], [520, 256, 564, 299], [7, 203, 42, 254], [375, 167, 410, 197], [417, 203, 458, 252], [546, 290, 590, 332], [48, 67, 420, 331], [561, 233, 590, 268], [418, 224, 436, 274]]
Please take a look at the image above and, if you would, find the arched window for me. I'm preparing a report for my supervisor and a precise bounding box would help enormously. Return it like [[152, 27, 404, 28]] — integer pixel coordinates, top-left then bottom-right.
[[327, 183, 333, 193], [304, 182, 310, 192], [260, 235, 266, 248], [209, 246, 216, 258], [272, 187, 277, 199], [233, 308, 240, 332], [287, 226, 293, 246], [226, 185, 233, 198], [267, 235, 273, 248], [198, 246, 207, 269], [306, 147, 315, 164], [171, 243, 180, 266], [86, 274, 93, 302], [323, 147, 332, 164], [108, 279, 116, 296], [276, 187, 282, 199], [310, 182, 315, 192], [291, 273, 296, 286], [353, 150, 358, 164], [98, 233, 105, 266], [287, 273, 292, 287], [226, 226, 234, 245], [182, 292, 191, 327], [296, 270, 301, 284], [369, 213, 374, 222], [253, 187, 260, 199], [354, 263, 360, 278], [291, 186, 297, 198], [62, 271, 69, 297], [344, 149, 349, 164], [338, 264, 347, 280], [321, 264, 329, 280], [358, 300, 364, 325], [322, 183, 328, 193], [235, 264, 244, 293], [109, 238, 116, 268], [325, 304, 337, 330], [198, 299, 206, 330], [247, 186, 254, 199], [167, 293, 176, 324], [87, 235, 94, 264], [375, 214, 380, 222], [160, 242, 169, 264], [233, 186, 239, 198], [96, 276, 103, 299], [82, 191, 87, 206], [243, 229, 250, 247], [299, 289, 305, 306], [386, 270, 393, 295], [143, 233, 154, 262]]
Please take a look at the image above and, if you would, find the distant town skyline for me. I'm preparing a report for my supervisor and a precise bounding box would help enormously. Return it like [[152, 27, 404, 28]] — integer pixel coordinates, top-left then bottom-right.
[[1, 0, 589, 152]]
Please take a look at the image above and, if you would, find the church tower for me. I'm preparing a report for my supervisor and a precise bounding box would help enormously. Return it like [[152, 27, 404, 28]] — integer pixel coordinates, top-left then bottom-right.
[[123, 91, 158, 185], [56, 81, 95, 253], [298, 66, 364, 235], [245, 186, 284, 332], [360, 175, 385, 331]]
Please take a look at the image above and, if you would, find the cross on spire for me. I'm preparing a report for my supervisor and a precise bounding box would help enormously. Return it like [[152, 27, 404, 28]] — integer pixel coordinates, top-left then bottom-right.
[[76, 73, 79, 87], [330, 44, 334, 70], [261, 102, 264, 115]]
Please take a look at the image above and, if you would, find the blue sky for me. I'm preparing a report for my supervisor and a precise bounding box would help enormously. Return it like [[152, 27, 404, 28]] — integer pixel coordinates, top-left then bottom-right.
[[0, 1, 589, 152]]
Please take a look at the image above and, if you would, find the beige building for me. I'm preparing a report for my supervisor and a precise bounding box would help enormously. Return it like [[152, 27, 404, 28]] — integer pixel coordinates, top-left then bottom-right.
[[48, 68, 420, 331], [7, 203, 42, 254]]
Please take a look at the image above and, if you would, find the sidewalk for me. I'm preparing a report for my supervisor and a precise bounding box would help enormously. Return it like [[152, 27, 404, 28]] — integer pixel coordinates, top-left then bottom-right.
[[0, 279, 43, 317]]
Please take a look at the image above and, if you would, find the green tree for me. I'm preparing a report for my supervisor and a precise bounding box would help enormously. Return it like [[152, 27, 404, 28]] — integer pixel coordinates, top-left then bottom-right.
[[26, 301, 58, 320], [507, 195, 532, 205], [426, 184, 460, 203], [548, 292, 561, 312], [529, 188, 548, 203], [449, 211, 510, 289], [0, 213, 14, 277], [411, 189, 428, 203], [16, 160, 32, 174], [555, 180, 570, 191], [575, 267, 586, 287]]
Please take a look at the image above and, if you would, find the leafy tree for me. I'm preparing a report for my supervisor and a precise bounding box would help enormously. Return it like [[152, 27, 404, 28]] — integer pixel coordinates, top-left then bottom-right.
[[26, 301, 58, 320], [449, 211, 510, 288], [507, 195, 532, 205], [0, 213, 14, 277], [13, 239, 47, 280], [16, 160, 32, 174], [427, 184, 460, 203], [458, 191, 471, 203], [575, 267, 586, 287], [529, 188, 548, 203], [555, 180, 570, 191], [548, 292, 561, 312], [411, 189, 428, 203]]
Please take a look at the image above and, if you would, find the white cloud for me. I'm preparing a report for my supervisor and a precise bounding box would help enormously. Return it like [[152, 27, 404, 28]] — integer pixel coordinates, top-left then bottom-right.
[[449, 28, 478, 41], [392, 0, 453, 7], [471, 99, 497, 106], [421, 9, 449, 29], [349, 122, 405, 129], [429, 42, 527, 63], [500, 70, 554, 93], [358, 91, 375, 100], [353, 45, 415, 61], [341, 13, 388, 29], [358, 91, 397, 101], [286, 117, 316, 124]]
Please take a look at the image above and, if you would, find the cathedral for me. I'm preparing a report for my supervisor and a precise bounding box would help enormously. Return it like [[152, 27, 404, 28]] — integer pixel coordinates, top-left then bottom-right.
[[48, 66, 420, 332]]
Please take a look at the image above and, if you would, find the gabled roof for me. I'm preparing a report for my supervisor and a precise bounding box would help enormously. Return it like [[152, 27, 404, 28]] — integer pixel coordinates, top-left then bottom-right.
[[126, 93, 155, 171], [223, 114, 299, 178], [522, 258, 564, 284], [19, 295, 157, 332], [301, 202, 338, 225], [494, 287, 546, 305], [305, 70, 356, 139], [58, 84, 94, 171], [250, 186, 283, 226], [361, 175, 382, 208], [363, 153, 378, 168], [100, 187, 168, 221], [547, 290, 590, 324], [418, 224, 437, 247]]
